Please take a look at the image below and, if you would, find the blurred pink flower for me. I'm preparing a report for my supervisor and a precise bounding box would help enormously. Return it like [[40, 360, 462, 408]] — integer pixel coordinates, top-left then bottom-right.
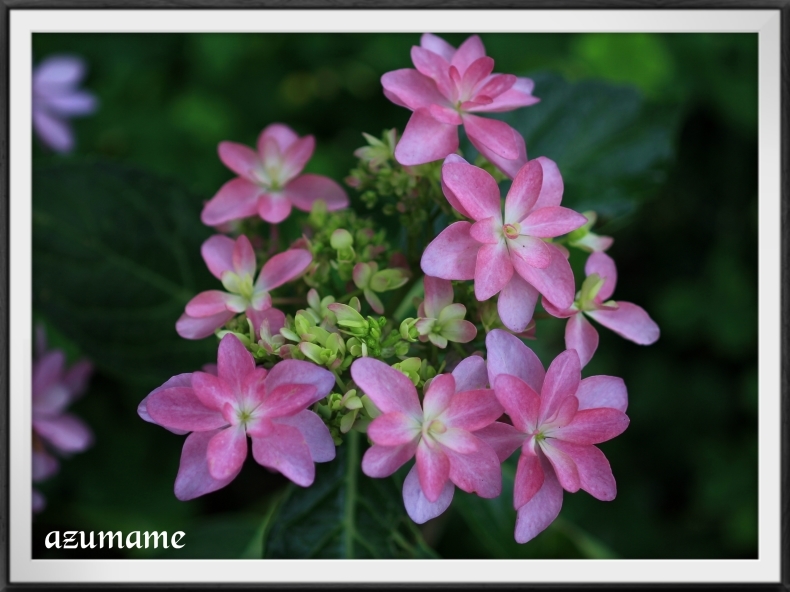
[[32, 326, 93, 513], [352, 355, 502, 524], [381, 33, 539, 177], [32, 55, 98, 153], [201, 124, 349, 226], [543, 252, 660, 367], [176, 234, 310, 340], [421, 155, 586, 333], [482, 330, 629, 543], [139, 333, 336, 500]]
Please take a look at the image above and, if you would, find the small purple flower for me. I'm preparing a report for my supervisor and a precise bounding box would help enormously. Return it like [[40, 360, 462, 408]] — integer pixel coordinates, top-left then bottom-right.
[[32, 327, 94, 513], [32, 55, 98, 153]]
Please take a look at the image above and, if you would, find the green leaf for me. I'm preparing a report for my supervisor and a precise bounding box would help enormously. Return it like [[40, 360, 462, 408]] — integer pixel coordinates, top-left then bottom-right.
[[264, 431, 437, 558], [32, 160, 218, 390], [490, 73, 679, 222], [154, 513, 270, 559]]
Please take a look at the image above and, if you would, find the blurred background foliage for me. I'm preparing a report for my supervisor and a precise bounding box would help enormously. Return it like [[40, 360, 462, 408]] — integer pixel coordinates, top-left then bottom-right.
[[31, 32, 757, 560]]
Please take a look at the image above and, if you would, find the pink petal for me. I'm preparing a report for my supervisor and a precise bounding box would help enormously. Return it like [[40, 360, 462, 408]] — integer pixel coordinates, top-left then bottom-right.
[[468, 130, 527, 180], [434, 428, 480, 454], [34, 55, 85, 88], [284, 174, 349, 213], [485, 329, 545, 394], [206, 425, 248, 481], [273, 409, 336, 463], [421, 222, 481, 280], [441, 161, 502, 223], [247, 307, 286, 340], [368, 412, 421, 446], [362, 440, 419, 478], [422, 373, 456, 420], [256, 193, 292, 224], [549, 440, 617, 501], [460, 57, 495, 97], [474, 421, 525, 462], [441, 319, 477, 343], [550, 408, 629, 445], [497, 273, 539, 333], [492, 374, 540, 434], [585, 251, 618, 301], [32, 109, 73, 153], [395, 108, 458, 166], [229, 234, 256, 278], [146, 386, 227, 432], [538, 349, 581, 425], [473, 73, 516, 101], [185, 290, 240, 317], [566, 313, 599, 369], [420, 33, 456, 62], [251, 422, 315, 486], [140, 374, 194, 432], [462, 114, 519, 160], [381, 68, 446, 110], [469, 77, 540, 113], [261, 383, 318, 419], [201, 235, 235, 280], [216, 333, 256, 391], [429, 104, 463, 125], [451, 35, 486, 74], [350, 358, 422, 419], [174, 429, 240, 500], [264, 359, 335, 401], [416, 440, 451, 502], [542, 297, 576, 319], [532, 157, 564, 210], [540, 440, 580, 493], [33, 414, 92, 453], [440, 388, 502, 432], [547, 395, 579, 429], [32, 351, 67, 412], [521, 206, 587, 238], [440, 154, 472, 218], [218, 141, 261, 182], [175, 310, 235, 340], [44, 91, 97, 116], [587, 302, 660, 345], [190, 371, 235, 412], [514, 452, 544, 509], [576, 376, 628, 412], [32, 489, 46, 513], [402, 464, 454, 524], [469, 216, 502, 244], [423, 275, 455, 319], [444, 437, 502, 498], [508, 234, 551, 269], [279, 135, 315, 183], [257, 123, 299, 155], [475, 242, 513, 301], [410, 46, 453, 97], [514, 454, 563, 543], [256, 249, 312, 291], [504, 159, 543, 224], [451, 355, 488, 392], [512, 243, 575, 310], [201, 177, 261, 226], [32, 450, 59, 482]]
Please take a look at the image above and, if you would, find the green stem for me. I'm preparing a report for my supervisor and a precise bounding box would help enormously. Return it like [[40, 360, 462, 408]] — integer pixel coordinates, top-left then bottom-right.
[[393, 277, 425, 321], [339, 289, 362, 304], [343, 430, 360, 559]]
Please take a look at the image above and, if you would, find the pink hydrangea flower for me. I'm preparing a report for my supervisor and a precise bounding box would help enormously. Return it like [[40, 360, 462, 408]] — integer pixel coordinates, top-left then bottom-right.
[[543, 252, 660, 368], [138, 333, 336, 500], [32, 327, 93, 512], [482, 329, 630, 543], [382, 34, 539, 177], [421, 155, 586, 333], [351, 355, 502, 523], [176, 234, 311, 340], [201, 123, 349, 226], [32, 55, 98, 153], [415, 275, 476, 348]]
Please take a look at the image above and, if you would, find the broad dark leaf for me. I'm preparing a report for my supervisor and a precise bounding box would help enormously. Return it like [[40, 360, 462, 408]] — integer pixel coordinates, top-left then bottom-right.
[[33, 160, 218, 390], [264, 432, 437, 559]]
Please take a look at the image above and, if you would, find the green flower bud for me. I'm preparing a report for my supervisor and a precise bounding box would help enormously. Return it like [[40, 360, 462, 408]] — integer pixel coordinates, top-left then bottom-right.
[[399, 318, 419, 342], [330, 228, 354, 250]]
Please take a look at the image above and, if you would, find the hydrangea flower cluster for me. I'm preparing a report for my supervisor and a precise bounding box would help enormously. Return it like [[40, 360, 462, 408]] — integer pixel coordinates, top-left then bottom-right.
[[142, 33, 660, 546], [32, 327, 94, 513]]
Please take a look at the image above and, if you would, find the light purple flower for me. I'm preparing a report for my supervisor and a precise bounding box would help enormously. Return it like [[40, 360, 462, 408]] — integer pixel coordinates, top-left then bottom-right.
[[543, 252, 660, 367], [139, 333, 336, 500], [480, 330, 629, 543], [32, 326, 94, 513], [176, 234, 311, 340], [382, 34, 539, 177], [351, 355, 502, 524], [201, 123, 349, 226], [32, 55, 98, 153]]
